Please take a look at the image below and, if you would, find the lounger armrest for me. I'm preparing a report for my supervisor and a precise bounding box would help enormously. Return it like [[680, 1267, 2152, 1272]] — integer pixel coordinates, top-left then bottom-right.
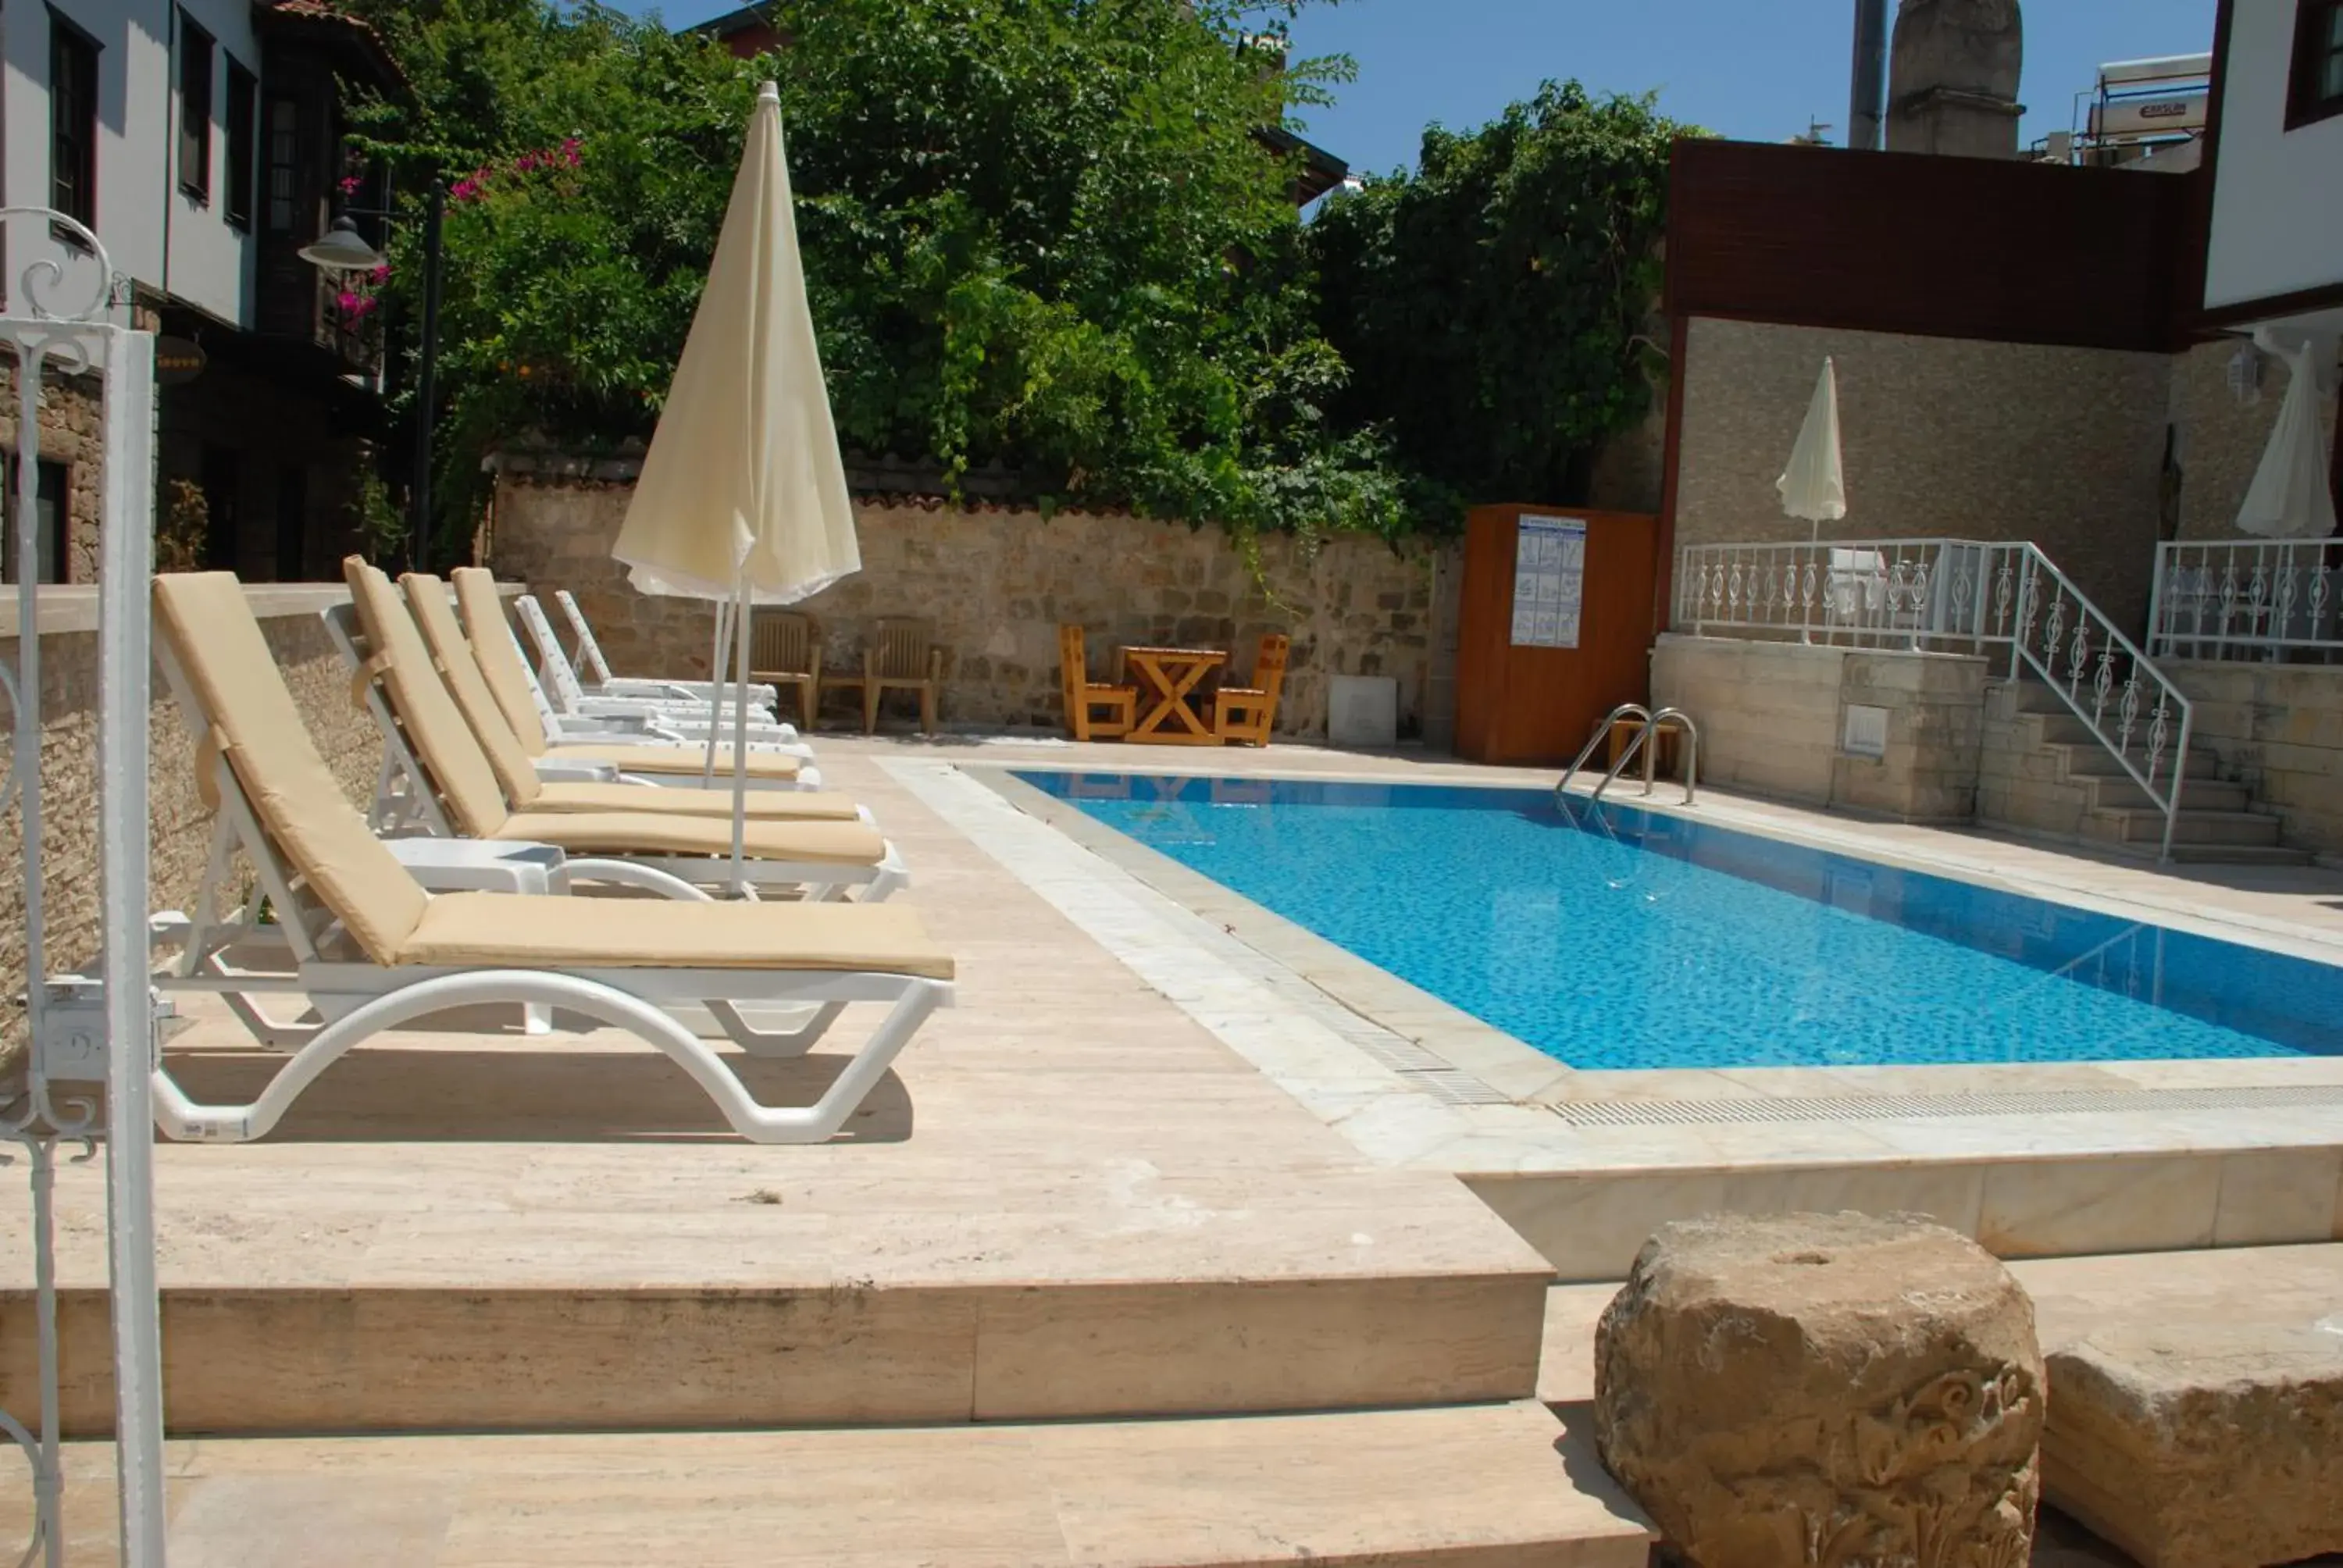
[[533, 758, 622, 783]]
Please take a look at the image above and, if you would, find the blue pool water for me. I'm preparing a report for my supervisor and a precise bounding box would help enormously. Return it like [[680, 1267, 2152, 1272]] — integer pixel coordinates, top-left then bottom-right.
[[1015, 772, 2343, 1070]]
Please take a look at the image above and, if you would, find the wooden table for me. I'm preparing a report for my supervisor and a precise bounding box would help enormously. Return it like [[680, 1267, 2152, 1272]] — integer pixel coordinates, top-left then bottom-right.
[[1121, 645, 1227, 745]]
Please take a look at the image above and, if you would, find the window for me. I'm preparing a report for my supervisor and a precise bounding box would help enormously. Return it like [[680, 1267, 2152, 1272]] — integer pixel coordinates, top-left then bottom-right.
[[226, 60, 258, 230], [48, 9, 100, 230], [178, 12, 215, 202], [265, 94, 301, 233], [2291, 0, 2343, 129], [2, 461, 72, 586]]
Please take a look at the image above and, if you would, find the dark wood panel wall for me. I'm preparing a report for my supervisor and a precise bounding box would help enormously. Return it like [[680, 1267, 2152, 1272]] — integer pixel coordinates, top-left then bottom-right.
[[1664, 138, 2206, 353]]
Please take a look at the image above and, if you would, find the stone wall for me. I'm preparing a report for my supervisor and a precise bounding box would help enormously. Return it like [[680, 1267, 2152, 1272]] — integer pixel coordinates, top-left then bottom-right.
[[486, 474, 1457, 741], [0, 355, 109, 586], [2165, 661, 2343, 856], [1672, 318, 2172, 633], [1650, 633, 1988, 822], [0, 587, 381, 1064]]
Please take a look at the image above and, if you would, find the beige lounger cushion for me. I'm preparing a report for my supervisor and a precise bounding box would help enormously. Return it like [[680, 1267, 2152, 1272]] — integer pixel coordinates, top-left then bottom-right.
[[405, 572, 807, 796], [345, 558, 522, 837], [154, 568, 943, 978], [522, 780, 858, 821], [351, 561, 842, 840], [496, 812, 885, 864], [450, 566, 557, 751], [400, 892, 951, 978], [545, 741, 808, 782]]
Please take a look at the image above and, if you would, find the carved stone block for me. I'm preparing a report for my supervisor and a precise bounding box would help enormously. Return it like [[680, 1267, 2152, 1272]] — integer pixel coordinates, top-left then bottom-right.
[[1593, 1210, 2043, 1568]]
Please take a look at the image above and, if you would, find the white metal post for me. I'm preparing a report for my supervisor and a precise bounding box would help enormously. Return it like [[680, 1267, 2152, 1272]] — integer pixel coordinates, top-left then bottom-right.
[[99, 325, 168, 1565]]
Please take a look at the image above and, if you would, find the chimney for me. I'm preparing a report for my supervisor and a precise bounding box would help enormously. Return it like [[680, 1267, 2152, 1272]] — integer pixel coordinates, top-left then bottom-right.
[[1849, 0, 1889, 149]]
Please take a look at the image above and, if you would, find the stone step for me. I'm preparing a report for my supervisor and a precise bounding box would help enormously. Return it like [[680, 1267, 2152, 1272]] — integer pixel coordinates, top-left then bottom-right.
[[2077, 804, 2284, 849], [4, 1401, 1656, 1568], [1536, 1242, 2343, 1407], [1460, 1102, 2343, 1283], [2065, 772, 2252, 814], [2029, 725, 2222, 780], [16, 1240, 1547, 1440]]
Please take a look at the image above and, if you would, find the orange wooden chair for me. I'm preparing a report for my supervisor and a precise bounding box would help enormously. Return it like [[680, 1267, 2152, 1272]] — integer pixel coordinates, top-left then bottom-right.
[[1058, 623, 1137, 741], [1213, 633, 1289, 747], [748, 611, 822, 732]]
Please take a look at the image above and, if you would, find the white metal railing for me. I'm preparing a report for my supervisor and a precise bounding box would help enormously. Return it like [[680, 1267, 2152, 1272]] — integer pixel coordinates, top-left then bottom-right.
[[2006, 549, 2193, 860], [2, 208, 169, 1567], [1676, 536, 2195, 859], [1675, 537, 2027, 652], [2148, 539, 2343, 662]]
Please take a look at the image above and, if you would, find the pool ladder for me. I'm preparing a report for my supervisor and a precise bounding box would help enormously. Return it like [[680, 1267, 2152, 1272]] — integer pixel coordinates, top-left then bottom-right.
[[1556, 704, 1699, 808]]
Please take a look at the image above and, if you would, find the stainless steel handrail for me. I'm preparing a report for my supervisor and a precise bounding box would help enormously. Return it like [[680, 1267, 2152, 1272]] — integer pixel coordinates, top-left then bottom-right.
[[1642, 707, 1699, 806], [1556, 704, 1650, 806]]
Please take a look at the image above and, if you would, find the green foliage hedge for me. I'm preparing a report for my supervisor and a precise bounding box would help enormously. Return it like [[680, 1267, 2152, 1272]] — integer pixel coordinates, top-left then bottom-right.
[[341, 0, 1689, 554]]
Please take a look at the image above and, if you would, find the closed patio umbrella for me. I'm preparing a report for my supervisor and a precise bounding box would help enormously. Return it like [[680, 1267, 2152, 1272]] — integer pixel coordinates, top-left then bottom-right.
[[1777, 356, 1847, 541], [2236, 330, 2338, 540], [612, 79, 860, 877]]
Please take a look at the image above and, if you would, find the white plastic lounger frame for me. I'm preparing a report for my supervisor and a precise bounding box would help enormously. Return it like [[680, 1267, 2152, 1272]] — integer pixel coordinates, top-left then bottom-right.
[[398, 583, 821, 792], [518, 593, 785, 722], [323, 604, 907, 903], [148, 634, 948, 1137], [558, 586, 777, 709], [476, 593, 811, 756]]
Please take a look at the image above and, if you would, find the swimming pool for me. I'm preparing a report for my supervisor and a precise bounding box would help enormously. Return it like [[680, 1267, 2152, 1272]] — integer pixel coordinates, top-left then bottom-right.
[[1015, 772, 2343, 1070]]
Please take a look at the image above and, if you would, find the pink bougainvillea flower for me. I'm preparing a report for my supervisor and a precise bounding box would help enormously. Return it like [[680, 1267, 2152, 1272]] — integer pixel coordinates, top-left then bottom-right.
[[368, 264, 392, 286], [562, 137, 583, 166], [515, 151, 540, 172], [450, 179, 482, 202], [335, 290, 363, 313], [337, 174, 364, 195]]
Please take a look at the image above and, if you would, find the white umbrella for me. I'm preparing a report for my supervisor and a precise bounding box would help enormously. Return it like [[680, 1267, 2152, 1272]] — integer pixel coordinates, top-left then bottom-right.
[[612, 80, 859, 879], [1777, 356, 1847, 542], [2236, 330, 2338, 540]]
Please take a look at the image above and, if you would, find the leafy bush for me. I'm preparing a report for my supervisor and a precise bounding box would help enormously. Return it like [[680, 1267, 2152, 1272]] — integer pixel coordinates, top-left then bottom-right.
[[1311, 82, 1692, 506]]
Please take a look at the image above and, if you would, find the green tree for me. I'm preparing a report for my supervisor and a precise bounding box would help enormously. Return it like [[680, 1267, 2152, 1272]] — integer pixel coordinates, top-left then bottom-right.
[[345, 0, 1424, 551], [1311, 81, 1692, 506]]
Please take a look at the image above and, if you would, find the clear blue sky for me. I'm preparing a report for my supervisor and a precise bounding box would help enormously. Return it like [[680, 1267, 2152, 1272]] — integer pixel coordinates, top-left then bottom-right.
[[625, 0, 2218, 176]]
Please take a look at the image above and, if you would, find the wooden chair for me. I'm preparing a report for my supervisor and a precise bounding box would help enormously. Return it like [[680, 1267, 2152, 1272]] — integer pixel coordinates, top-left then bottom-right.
[[825, 618, 943, 734], [748, 611, 822, 732], [1058, 624, 1137, 741], [1213, 633, 1289, 747]]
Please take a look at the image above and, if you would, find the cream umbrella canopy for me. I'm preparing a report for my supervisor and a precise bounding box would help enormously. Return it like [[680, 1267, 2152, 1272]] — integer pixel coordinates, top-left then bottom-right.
[[2236, 330, 2338, 541], [611, 80, 860, 877], [1777, 356, 1847, 542]]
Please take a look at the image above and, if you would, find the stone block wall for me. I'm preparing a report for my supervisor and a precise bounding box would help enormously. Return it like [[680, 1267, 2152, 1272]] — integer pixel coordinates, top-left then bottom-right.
[[2165, 661, 2343, 855], [0, 587, 380, 1066], [1672, 318, 2173, 633], [486, 474, 1458, 741], [0, 357, 109, 586], [1650, 633, 1987, 822]]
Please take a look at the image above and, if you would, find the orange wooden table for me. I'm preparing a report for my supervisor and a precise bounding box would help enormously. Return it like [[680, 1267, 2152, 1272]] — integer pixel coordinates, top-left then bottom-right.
[[1121, 645, 1227, 744]]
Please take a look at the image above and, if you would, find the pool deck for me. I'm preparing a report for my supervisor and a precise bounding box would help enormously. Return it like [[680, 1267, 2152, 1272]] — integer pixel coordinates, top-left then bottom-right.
[[880, 733, 2343, 1279], [7, 731, 2342, 1561]]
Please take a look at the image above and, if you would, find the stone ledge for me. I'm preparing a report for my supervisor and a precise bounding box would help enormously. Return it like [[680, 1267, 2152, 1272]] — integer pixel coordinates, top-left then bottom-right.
[[0, 579, 521, 640]]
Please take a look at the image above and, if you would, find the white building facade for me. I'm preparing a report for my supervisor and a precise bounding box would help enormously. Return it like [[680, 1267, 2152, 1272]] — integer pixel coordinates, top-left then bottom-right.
[[1, 0, 398, 582]]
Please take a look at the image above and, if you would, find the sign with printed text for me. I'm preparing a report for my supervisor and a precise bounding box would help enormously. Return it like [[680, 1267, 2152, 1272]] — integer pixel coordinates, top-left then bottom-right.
[[1509, 515, 1587, 649]]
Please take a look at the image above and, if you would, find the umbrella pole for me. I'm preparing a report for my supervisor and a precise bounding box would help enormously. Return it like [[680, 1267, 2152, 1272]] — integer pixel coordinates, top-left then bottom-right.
[[704, 597, 732, 786], [730, 578, 753, 894]]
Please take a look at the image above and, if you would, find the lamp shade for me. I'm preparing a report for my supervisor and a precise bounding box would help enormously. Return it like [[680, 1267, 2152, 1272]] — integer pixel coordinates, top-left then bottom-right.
[[298, 218, 387, 272]]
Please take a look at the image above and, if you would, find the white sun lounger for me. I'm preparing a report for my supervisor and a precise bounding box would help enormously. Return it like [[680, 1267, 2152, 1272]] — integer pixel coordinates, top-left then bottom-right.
[[336, 558, 907, 901], [515, 593, 808, 742], [452, 570, 809, 756], [555, 586, 765, 708], [405, 571, 817, 796], [144, 569, 953, 1145]]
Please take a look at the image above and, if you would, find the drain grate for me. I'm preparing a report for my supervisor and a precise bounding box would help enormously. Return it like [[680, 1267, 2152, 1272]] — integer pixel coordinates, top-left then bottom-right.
[[1344, 1032, 1515, 1104], [1550, 1082, 2343, 1128]]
